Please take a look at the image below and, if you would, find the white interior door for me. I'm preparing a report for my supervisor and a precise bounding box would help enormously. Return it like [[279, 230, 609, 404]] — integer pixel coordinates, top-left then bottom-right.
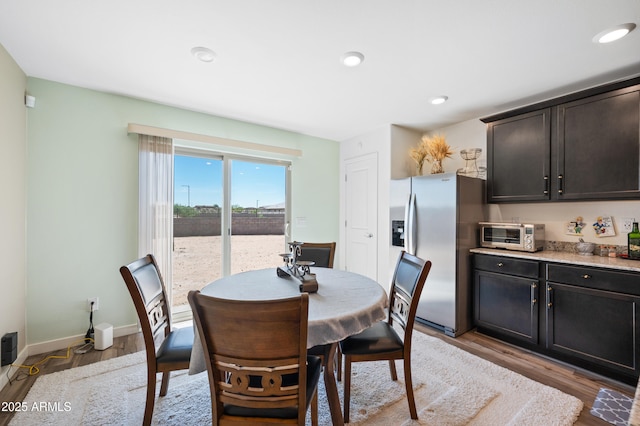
[[344, 153, 378, 280]]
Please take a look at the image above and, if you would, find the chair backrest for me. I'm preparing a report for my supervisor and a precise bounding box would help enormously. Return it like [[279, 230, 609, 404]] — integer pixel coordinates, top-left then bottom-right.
[[120, 254, 173, 354], [297, 242, 336, 268], [188, 291, 310, 424], [388, 251, 432, 345]]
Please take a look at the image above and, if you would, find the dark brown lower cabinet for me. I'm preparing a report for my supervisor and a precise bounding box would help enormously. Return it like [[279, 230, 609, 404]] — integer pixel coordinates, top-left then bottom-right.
[[546, 282, 640, 378], [473, 254, 640, 385], [475, 270, 538, 344]]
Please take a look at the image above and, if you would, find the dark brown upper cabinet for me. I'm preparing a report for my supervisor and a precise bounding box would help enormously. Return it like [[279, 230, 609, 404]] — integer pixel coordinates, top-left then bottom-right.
[[486, 109, 551, 202], [482, 78, 640, 203]]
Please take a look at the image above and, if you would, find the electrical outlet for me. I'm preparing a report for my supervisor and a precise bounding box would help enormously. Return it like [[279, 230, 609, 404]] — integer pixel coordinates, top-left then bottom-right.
[[87, 297, 99, 312], [621, 217, 636, 233]]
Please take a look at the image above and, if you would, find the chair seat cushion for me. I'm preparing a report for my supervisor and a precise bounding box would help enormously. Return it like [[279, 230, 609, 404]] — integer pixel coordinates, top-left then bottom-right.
[[307, 342, 332, 357], [340, 322, 403, 355], [223, 355, 322, 419], [156, 326, 194, 365]]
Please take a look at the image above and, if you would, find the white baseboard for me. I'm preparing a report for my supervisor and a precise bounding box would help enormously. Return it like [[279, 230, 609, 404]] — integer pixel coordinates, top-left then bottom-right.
[[26, 324, 139, 356], [0, 346, 29, 392], [0, 324, 140, 394]]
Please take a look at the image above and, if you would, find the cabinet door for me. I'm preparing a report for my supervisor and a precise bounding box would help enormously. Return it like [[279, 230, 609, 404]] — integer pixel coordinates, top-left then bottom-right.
[[474, 270, 539, 344], [487, 109, 551, 202], [546, 282, 640, 378], [557, 86, 640, 200]]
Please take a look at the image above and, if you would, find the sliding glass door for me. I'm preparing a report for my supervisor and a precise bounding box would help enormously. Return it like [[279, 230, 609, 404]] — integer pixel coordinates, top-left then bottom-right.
[[229, 159, 288, 274], [172, 149, 290, 313], [173, 152, 224, 310]]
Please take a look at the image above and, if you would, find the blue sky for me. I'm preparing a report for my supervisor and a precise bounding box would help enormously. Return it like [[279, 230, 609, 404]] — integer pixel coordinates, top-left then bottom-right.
[[174, 155, 286, 208]]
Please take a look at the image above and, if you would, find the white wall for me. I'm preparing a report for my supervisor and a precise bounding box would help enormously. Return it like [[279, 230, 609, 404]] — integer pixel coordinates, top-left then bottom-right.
[[343, 114, 640, 293], [390, 125, 423, 179], [424, 119, 488, 175], [340, 125, 390, 284], [0, 43, 27, 388], [432, 118, 640, 247], [339, 124, 422, 287], [24, 77, 339, 351]]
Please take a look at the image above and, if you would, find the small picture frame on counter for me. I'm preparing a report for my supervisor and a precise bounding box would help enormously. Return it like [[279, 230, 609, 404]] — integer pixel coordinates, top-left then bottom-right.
[[593, 215, 616, 237], [566, 216, 586, 236]]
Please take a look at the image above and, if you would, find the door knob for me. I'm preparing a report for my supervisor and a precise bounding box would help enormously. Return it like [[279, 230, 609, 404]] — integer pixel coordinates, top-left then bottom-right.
[[365, 233, 373, 238]]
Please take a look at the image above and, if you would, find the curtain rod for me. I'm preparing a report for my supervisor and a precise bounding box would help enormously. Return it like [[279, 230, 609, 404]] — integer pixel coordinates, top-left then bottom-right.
[[127, 123, 303, 157]]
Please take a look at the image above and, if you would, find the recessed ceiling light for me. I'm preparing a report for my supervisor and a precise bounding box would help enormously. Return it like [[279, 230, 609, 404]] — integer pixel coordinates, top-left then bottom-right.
[[593, 23, 636, 44], [191, 46, 216, 62], [430, 96, 448, 105], [341, 51, 364, 67]]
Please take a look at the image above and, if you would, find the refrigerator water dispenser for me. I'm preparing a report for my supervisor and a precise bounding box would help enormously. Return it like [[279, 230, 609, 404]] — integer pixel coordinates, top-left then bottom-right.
[[392, 220, 405, 247]]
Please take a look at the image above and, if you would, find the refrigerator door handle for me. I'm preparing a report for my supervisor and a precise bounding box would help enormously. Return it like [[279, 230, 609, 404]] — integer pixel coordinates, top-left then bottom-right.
[[405, 193, 417, 255], [404, 193, 411, 252]]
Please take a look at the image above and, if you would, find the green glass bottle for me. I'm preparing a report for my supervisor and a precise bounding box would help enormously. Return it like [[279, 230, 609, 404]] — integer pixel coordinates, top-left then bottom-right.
[[628, 222, 640, 260]]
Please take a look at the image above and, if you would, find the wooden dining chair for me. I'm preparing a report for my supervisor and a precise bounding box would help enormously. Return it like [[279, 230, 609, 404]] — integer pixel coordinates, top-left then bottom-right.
[[119, 254, 194, 426], [188, 290, 321, 426], [300, 242, 344, 379], [339, 251, 432, 422], [297, 242, 336, 268]]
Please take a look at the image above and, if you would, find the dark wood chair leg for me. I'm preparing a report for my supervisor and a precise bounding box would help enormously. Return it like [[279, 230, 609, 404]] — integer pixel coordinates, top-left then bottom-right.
[[311, 391, 319, 426], [159, 371, 170, 396], [388, 359, 398, 381], [336, 347, 342, 381], [144, 369, 157, 426], [344, 356, 352, 423], [404, 356, 418, 419]]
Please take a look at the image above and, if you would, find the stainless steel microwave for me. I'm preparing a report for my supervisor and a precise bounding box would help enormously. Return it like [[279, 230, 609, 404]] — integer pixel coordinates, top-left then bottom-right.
[[480, 222, 545, 252]]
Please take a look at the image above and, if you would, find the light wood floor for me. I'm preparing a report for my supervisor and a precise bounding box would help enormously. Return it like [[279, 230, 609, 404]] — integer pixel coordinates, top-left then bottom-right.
[[0, 327, 634, 425]]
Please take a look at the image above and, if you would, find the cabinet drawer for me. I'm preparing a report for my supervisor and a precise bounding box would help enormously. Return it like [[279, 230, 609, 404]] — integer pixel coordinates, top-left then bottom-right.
[[474, 254, 539, 278], [547, 264, 640, 296]]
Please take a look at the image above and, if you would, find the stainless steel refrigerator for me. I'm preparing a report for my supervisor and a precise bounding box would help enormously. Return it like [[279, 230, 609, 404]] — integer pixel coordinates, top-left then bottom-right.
[[390, 173, 486, 337]]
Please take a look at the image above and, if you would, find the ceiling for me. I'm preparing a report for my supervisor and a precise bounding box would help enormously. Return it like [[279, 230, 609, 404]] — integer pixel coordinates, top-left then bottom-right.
[[1, 1, 639, 142]]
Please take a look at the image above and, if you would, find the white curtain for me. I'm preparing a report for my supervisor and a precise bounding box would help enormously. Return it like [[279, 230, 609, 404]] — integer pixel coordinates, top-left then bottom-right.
[[138, 134, 173, 294]]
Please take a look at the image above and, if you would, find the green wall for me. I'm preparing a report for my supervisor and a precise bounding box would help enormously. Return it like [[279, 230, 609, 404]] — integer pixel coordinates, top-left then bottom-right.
[[26, 78, 339, 345], [0, 43, 27, 375]]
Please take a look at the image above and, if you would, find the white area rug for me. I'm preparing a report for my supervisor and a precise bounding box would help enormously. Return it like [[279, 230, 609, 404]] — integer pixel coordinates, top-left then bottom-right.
[[9, 332, 583, 425]]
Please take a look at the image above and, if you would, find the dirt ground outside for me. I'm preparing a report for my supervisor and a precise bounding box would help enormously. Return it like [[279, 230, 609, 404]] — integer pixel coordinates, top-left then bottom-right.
[[172, 235, 286, 307]]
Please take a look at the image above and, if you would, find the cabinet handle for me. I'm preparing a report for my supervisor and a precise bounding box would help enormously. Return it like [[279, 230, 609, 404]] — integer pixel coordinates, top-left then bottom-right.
[[532, 298, 537, 305], [547, 285, 553, 308], [497, 262, 504, 267], [543, 176, 549, 195], [531, 283, 537, 288], [582, 274, 591, 279], [558, 175, 563, 194], [548, 302, 553, 307]]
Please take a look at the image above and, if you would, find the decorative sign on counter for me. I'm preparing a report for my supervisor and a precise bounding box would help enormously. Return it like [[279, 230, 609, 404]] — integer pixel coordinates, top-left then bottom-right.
[[566, 215, 616, 238], [566, 216, 587, 236], [592, 215, 616, 237], [276, 241, 319, 293]]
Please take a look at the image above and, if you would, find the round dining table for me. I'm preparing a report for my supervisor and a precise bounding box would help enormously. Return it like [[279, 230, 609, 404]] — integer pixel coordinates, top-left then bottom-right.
[[189, 266, 388, 426]]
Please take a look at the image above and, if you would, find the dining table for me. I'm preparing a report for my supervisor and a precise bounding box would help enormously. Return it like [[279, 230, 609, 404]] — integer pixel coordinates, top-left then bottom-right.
[[188, 266, 389, 426]]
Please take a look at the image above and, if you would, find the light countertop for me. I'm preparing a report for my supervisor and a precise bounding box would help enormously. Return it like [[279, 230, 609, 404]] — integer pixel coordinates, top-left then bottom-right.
[[470, 247, 640, 273]]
